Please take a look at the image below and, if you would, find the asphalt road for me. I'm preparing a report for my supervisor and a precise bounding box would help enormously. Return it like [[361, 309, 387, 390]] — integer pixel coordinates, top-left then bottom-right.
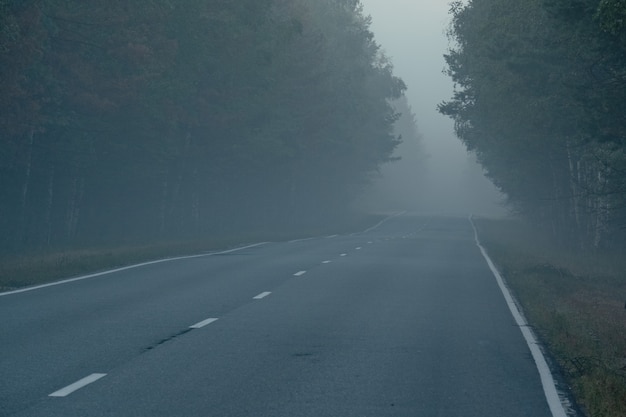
[[1, 214, 558, 416]]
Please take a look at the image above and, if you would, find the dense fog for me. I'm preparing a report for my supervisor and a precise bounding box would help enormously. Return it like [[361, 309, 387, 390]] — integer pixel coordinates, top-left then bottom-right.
[[0, 1, 406, 253], [362, 0, 626, 250], [359, 0, 506, 217], [3, 0, 625, 255]]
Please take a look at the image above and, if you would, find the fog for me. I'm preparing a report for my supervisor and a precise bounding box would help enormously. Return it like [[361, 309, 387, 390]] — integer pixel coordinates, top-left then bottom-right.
[[359, 0, 507, 217], [0, 1, 512, 257]]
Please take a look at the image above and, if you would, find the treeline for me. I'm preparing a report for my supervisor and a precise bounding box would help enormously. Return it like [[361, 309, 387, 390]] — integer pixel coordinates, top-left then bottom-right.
[[360, 95, 427, 211], [0, 0, 405, 253], [440, 0, 626, 250]]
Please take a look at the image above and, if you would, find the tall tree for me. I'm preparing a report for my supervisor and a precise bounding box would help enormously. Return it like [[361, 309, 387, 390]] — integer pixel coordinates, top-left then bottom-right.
[[0, 0, 407, 254], [440, 0, 626, 249]]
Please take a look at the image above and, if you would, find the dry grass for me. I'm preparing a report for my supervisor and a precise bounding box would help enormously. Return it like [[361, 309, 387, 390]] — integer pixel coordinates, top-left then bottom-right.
[[0, 213, 383, 292], [0, 239, 235, 291], [475, 217, 626, 417]]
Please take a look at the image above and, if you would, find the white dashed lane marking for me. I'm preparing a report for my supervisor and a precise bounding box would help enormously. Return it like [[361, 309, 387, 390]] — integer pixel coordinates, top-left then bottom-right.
[[189, 318, 219, 329], [42, 236, 381, 401], [49, 373, 107, 397], [253, 292, 271, 300]]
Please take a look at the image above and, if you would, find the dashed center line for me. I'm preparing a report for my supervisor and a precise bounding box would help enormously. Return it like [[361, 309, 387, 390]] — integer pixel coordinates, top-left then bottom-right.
[[253, 292, 271, 300], [189, 317, 219, 329], [49, 373, 107, 397], [44, 236, 377, 401]]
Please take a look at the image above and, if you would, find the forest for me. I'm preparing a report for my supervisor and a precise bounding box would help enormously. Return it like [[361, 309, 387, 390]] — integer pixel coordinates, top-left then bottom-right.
[[0, 0, 406, 255], [440, 0, 626, 250]]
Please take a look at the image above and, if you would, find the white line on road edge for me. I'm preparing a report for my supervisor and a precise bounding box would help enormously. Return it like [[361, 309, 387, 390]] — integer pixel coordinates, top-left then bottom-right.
[[0, 243, 269, 297], [469, 216, 568, 417], [189, 318, 219, 329], [293, 271, 307, 277], [288, 237, 315, 243], [361, 211, 407, 234], [49, 373, 107, 397], [253, 292, 271, 300]]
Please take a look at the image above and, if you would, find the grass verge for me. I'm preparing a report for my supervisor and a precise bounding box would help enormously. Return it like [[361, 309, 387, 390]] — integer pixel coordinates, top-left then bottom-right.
[[474, 217, 626, 417], [0, 212, 384, 292]]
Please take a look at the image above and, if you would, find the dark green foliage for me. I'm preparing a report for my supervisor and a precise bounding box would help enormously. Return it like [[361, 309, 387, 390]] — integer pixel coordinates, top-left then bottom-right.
[[0, 0, 406, 254], [440, 0, 626, 250]]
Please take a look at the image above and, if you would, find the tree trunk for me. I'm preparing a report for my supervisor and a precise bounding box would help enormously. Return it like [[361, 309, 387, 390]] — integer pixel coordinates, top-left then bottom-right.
[[593, 165, 609, 248], [45, 165, 55, 246], [171, 130, 192, 231], [288, 162, 298, 227], [159, 177, 169, 236], [66, 176, 85, 241], [566, 143, 583, 249], [191, 167, 200, 232], [18, 129, 36, 244]]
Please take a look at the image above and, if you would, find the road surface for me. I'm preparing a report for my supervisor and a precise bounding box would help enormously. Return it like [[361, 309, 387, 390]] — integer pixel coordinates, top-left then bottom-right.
[[1, 214, 560, 416]]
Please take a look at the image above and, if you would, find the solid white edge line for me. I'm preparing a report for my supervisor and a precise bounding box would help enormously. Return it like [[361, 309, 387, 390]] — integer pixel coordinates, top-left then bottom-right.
[[288, 237, 315, 243], [253, 291, 271, 300], [469, 216, 567, 417], [189, 317, 219, 329], [0, 242, 269, 297], [49, 373, 107, 397], [293, 271, 307, 277], [361, 210, 407, 233]]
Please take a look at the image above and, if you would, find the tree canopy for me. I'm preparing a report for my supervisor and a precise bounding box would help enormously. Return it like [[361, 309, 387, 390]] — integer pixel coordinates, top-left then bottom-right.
[[0, 0, 407, 253], [440, 0, 626, 249]]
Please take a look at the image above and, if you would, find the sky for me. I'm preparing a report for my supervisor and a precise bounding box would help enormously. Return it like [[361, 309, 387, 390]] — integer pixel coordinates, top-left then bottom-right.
[[359, 0, 507, 216]]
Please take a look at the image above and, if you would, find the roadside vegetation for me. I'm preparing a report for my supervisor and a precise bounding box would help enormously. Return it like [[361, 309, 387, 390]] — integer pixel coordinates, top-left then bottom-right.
[[441, 0, 626, 252], [475, 217, 626, 417], [0, 1, 423, 292], [442, 1, 626, 411], [1, 0, 408, 257], [0, 212, 383, 292]]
